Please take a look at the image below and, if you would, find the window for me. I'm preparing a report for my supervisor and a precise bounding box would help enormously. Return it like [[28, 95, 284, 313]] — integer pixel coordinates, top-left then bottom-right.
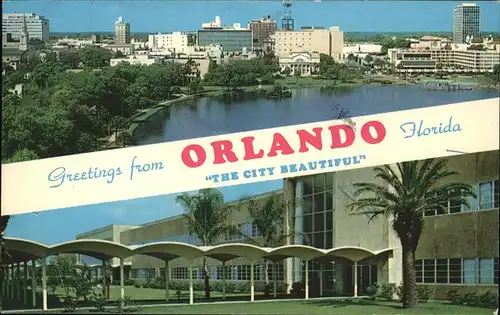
[[449, 259, 462, 284], [415, 260, 423, 283], [251, 223, 262, 238], [436, 259, 448, 283], [423, 259, 435, 283], [131, 269, 139, 279], [463, 258, 477, 284], [171, 267, 189, 280], [479, 182, 493, 209], [479, 258, 494, 284]]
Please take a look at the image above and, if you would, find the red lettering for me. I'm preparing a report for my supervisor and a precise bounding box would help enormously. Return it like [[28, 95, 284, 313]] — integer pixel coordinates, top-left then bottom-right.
[[241, 137, 264, 160], [297, 128, 323, 153], [328, 125, 355, 149], [361, 121, 386, 144], [181, 145, 206, 168], [211, 140, 238, 164], [267, 133, 295, 157]]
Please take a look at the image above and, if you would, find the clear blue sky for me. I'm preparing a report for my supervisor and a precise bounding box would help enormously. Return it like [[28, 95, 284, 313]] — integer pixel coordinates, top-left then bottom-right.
[[3, 1, 500, 33], [6, 180, 283, 245]]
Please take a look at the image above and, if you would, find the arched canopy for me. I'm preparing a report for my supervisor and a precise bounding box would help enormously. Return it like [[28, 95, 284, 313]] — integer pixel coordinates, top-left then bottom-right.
[[324, 246, 394, 262], [203, 243, 268, 261], [265, 245, 325, 261], [3, 237, 49, 263], [49, 239, 132, 260], [132, 242, 204, 261]]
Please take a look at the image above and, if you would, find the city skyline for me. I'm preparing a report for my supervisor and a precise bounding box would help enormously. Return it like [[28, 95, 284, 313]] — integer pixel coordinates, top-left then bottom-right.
[[3, 1, 500, 33]]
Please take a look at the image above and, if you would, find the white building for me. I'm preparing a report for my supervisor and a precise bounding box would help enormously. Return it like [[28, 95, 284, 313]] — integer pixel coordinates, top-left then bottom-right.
[[110, 54, 159, 67], [148, 32, 188, 53], [278, 52, 320, 76], [2, 13, 49, 41], [202, 16, 222, 29]]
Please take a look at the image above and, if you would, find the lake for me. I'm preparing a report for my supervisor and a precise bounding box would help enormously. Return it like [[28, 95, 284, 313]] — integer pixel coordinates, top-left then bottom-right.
[[135, 85, 498, 145]]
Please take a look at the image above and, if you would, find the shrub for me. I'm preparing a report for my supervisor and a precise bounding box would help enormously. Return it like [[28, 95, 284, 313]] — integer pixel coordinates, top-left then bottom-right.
[[479, 291, 498, 308], [417, 285, 434, 303], [447, 289, 460, 304], [133, 283, 141, 288], [90, 289, 106, 312], [396, 283, 403, 300], [63, 295, 77, 312], [365, 282, 379, 300], [379, 283, 398, 301], [463, 292, 480, 306]]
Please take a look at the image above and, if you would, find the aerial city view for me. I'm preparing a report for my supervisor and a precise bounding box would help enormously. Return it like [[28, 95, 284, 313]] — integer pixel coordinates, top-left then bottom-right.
[[1, 0, 499, 314]]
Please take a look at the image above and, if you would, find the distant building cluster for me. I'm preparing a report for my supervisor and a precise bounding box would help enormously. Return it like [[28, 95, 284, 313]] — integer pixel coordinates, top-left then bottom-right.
[[2, 2, 499, 76]]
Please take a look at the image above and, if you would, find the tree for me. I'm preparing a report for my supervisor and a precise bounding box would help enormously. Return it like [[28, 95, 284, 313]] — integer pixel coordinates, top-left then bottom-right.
[[175, 189, 242, 298], [294, 68, 302, 80], [244, 194, 289, 289], [347, 159, 475, 308], [493, 64, 500, 82], [78, 46, 112, 68]]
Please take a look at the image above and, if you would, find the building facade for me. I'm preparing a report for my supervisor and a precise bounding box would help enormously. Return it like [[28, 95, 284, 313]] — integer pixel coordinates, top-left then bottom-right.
[[148, 32, 188, 53], [197, 29, 252, 53], [453, 3, 480, 44], [278, 52, 320, 76], [248, 16, 277, 52], [2, 13, 49, 42], [74, 151, 499, 299], [114, 16, 131, 45], [273, 26, 344, 61]]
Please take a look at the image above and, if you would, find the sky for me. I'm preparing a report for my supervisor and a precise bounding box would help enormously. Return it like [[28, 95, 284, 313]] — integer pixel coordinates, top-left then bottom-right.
[[3, 1, 500, 33], [5, 180, 283, 245]]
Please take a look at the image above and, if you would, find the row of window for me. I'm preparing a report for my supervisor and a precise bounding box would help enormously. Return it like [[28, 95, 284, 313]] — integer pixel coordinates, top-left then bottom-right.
[[415, 258, 499, 285], [424, 180, 499, 217], [130, 264, 285, 282]]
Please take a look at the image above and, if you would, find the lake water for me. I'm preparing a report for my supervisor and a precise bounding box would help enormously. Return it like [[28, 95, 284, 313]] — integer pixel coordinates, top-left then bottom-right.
[[136, 85, 498, 145]]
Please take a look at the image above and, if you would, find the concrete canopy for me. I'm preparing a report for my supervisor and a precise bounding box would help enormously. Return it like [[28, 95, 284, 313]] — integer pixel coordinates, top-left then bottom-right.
[[324, 246, 394, 262], [202, 243, 268, 261], [49, 239, 132, 260], [3, 237, 49, 263], [265, 245, 326, 261], [132, 242, 204, 261]]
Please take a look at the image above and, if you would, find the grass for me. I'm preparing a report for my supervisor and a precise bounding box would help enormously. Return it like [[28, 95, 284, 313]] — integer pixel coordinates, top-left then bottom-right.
[[139, 299, 495, 315]]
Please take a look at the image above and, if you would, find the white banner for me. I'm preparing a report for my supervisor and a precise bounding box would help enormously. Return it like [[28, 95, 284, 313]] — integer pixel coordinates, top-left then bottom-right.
[[2, 98, 499, 216]]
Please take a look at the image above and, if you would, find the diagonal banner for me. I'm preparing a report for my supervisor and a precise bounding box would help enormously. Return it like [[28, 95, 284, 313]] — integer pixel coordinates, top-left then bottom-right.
[[2, 98, 499, 216]]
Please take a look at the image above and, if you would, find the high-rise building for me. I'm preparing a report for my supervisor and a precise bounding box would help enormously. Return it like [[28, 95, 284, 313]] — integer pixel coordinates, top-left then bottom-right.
[[2, 13, 49, 41], [148, 32, 188, 53], [274, 26, 344, 61], [453, 3, 480, 44], [248, 15, 277, 52], [114, 16, 131, 45]]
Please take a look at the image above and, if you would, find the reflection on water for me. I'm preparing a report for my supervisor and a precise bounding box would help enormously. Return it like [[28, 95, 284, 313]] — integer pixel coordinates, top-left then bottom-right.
[[136, 85, 497, 145]]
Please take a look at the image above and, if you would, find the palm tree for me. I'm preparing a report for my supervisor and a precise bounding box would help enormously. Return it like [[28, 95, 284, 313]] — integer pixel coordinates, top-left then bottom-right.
[[347, 159, 475, 309], [175, 189, 242, 299], [243, 194, 289, 289]]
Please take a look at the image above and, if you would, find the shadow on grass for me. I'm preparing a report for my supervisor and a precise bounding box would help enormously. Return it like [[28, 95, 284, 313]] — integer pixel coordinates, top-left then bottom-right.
[[302, 298, 405, 310]]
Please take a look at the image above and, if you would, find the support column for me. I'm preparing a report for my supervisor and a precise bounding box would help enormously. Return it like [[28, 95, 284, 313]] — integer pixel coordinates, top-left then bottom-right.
[[164, 260, 169, 302], [31, 260, 36, 307], [10, 264, 14, 299], [120, 258, 125, 310], [304, 260, 309, 300], [42, 257, 47, 311], [319, 263, 324, 297], [353, 261, 358, 297], [188, 261, 193, 305], [250, 261, 255, 302], [23, 261, 28, 305], [273, 262, 277, 298], [16, 262, 21, 301], [102, 260, 107, 298], [222, 261, 226, 300]]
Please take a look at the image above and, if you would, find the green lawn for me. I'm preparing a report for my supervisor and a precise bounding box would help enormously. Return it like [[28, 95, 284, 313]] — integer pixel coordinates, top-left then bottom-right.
[[139, 299, 494, 315]]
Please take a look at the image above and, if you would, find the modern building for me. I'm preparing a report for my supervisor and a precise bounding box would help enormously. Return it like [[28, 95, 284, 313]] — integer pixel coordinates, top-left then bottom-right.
[[114, 16, 131, 45], [105, 43, 135, 56], [453, 3, 480, 44], [148, 32, 188, 53], [74, 150, 499, 299], [2, 13, 49, 42], [273, 26, 344, 61], [248, 15, 277, 52], [389, 48, 500, 73], [278, 52, 320, 76], [197, 29, 252, 53]]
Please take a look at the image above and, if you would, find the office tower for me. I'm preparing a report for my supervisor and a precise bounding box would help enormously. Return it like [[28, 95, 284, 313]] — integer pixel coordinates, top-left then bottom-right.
[[453, 3, 480, 44], [248, 15, 277, 52], [2, 13, 49, 41], [115, 16, 131, 44]]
